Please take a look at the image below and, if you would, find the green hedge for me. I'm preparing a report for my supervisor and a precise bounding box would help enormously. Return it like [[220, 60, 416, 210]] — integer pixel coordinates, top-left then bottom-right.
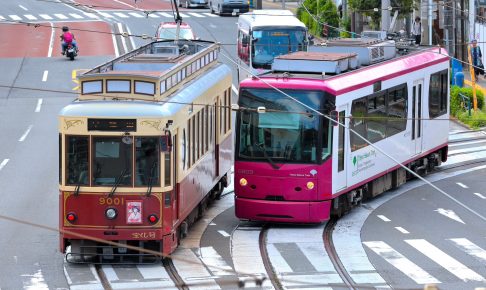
[[450, 85, 486, 129]]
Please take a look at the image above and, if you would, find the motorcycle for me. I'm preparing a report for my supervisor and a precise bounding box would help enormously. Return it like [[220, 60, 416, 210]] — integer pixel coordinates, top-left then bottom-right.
[[65, 43, 78, 61]]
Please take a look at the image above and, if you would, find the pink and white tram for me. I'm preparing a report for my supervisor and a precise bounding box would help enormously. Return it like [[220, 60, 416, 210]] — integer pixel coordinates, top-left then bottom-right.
[[234, 46, 450, 223]]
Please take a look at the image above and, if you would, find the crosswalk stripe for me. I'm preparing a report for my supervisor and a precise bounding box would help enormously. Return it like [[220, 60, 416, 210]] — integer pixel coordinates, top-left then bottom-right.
[[232, 229, 267, 276], [158, 12, 173, 18], [9, 15, 22, 20], [267, 244, 293, 273], [148, 13, 159, 18], [449, 238, 486, 262], [405, 239, 485, 282], [54, 13, 68, 19], [24, 14, 37, 20], [69, 13, 84, 19], [172, 248, 220, 288], [39, 14, 53, 20], [128, 12, 144, 18], [363, 241, 440, 284], [199, 246, 235, 276], [0, 15, 5, 20], [83, 12, 98, 19], [203, 13, 218, 17], [101, 265, 119, 282], [136, 265, 176, 288], [188, 12, 204, 17], [113, 12, 129, 18], [98, 12, 114, 18], [298, 243, 336, 273], [178, 13, 190, 17]]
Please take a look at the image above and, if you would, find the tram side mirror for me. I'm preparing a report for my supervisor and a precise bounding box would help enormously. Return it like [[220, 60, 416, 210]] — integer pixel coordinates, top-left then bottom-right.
[[329, 110, 339, 126], [160, 135, 172, 152]]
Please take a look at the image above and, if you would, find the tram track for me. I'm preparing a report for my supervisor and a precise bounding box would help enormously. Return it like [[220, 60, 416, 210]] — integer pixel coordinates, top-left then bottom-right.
[[163, 257, 189, 290], [95, 264, 113, 290], [259, 225, 283, 290], [323, 219, 358, 290]]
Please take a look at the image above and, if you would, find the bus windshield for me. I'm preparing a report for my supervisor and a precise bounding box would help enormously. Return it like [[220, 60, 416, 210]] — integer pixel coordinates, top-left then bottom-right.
[[251, 28, 307, 69], [237, 88, 333, 164]]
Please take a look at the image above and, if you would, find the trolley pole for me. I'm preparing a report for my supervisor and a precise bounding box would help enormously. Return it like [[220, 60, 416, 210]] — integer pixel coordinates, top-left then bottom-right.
[[467, 44, 479, 111]]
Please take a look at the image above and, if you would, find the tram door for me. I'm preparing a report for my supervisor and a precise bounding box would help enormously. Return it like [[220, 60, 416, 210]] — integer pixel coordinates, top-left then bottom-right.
[[214, 100, 219, 178], [335, 106, 347, 191], [412, 80, 424, 155], [172, 134, 178, 223]]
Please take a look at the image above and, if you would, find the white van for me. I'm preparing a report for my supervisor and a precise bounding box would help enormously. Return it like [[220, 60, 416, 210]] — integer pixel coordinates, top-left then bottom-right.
[[209, 0, 249, 15]]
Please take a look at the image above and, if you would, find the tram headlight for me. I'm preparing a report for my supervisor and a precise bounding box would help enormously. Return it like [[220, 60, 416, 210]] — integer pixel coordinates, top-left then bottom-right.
[[148, 214, 159, 224], [66, 212, 77, 223], [306, 181, 315, 190], [105, 208, 118, 220], [239, 178, 248, 186]]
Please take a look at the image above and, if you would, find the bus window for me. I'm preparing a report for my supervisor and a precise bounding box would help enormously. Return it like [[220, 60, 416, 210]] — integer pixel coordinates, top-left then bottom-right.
[[135, 137, 160, 187]]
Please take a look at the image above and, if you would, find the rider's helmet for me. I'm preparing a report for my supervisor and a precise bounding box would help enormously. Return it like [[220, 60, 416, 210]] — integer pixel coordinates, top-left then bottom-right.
[[62, 26, 69, 32]]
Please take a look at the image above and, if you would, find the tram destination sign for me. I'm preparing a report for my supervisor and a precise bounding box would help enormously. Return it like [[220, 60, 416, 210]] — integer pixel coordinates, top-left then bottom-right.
[[88, 118, 137, 132]]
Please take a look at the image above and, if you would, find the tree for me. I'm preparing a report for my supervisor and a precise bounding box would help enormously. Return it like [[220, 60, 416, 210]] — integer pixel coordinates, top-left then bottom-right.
[[297, 0, 340, 38], [347, 0, 415, 30]]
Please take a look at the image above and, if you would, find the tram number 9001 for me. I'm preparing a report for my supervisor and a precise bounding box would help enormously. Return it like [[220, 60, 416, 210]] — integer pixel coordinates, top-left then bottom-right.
[[99, 197, 124, 206]]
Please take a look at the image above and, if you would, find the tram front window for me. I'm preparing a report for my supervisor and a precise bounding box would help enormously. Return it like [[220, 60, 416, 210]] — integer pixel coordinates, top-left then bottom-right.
[[251, 28, 307, 69], [66, 136, 89, 185], [135, 137, 160, 186], [237, 88, 333, 164], [93, 137, 132, 186]]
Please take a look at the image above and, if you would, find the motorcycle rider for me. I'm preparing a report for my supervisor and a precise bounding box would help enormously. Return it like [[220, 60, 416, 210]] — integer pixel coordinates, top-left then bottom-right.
[[60, 26, 78, 55]]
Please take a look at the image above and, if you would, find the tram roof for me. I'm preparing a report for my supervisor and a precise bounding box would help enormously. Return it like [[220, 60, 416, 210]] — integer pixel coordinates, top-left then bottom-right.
[[238, 10, 306, 30]]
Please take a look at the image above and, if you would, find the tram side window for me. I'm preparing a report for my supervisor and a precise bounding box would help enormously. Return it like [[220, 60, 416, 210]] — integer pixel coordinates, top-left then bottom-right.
[[93, 137, 132, 186], [66, 136, 89, 185], [135, 137, 159, 187], [350, 97, 368, 151], [367, 92, 387, 143], [387, 85, 407, 136], [429, 69, 448, 118], [164, 152, 171, 187]]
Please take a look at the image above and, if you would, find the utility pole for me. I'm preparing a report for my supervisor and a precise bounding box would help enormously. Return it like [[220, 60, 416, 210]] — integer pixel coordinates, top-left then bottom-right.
[[281, 0, 285, 9], [381, 0, 391, 31], [469, 0, 475, 40], [428, 0, 433, 45]]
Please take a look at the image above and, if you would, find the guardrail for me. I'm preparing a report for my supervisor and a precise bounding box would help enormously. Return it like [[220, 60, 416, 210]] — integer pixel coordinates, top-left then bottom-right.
[[458, 93, 472, 116]]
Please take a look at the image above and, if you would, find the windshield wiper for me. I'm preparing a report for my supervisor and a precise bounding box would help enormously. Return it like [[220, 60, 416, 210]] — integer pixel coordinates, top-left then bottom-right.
[[256, 143, 280, 170], [109, 167, 128, 197], [146, 161, 158, 197]]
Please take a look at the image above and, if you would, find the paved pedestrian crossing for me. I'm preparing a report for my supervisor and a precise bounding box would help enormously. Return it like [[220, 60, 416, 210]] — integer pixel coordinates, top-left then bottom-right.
[[0, 11, 218, 22]]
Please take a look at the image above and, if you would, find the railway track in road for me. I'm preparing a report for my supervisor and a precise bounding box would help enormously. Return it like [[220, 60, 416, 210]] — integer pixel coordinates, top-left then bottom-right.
[[163, 258, 189, 290]]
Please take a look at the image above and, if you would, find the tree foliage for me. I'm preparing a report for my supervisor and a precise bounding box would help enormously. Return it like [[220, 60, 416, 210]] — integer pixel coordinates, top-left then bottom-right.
[[297, 0, 340, 38], [347, 0, 415, 30]]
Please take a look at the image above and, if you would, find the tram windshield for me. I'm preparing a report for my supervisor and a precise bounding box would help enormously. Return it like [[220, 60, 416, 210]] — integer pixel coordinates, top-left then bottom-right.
[[251, 28, 307, 69], [237, 88, 334, 164], [65, 136, 160, 187]]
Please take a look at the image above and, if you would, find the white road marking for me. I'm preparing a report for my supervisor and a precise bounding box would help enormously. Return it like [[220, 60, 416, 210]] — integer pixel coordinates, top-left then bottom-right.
[[231, 84, 238, 95], [111, 29, 120, 57], [19, 125, 33, 142], [19, 5, 28, 11], [148, 13, 159, 18], [128, 12, 144, 18], [113, 12, 129, 18], [266, 243, 292, 272], [48, 22, 54, 57], [199, 246, 235, 276], [456, 182, 468, 188], [217, 230, 230, 237], [405, 239, 484, 282], [209, 222, 216, 225], [24, 14, 37, 20], [69, 13, 84, 19], [178, 13, 190, 17], [0, 159, 9, 171], [83, 12, 98, 19], [54, 14, 68, 19], [101, 265, 119, 282], [9, 15, 22, 21], [473, 192, 486, 199], [42, 71, 48, 82], [449, 238, 486, 263], [434, 208, 465, 224], [232, 228, 267, 276], [116, 22, 128, 54], [158, 12, 173, 18], [203, 13, 218, 17], [125, 25, 136, 52], [39, 14, 53, 20], [98, 12, 114, 18], [377, 215, 391, 222], [35, 99, 43, 112], [172, 248, 220, 289], [136, 265, 175, 288], [0, 15, 5, 20], [188, 12, 204, 17], [364, 241, 440, 284], [394, 227, 409, 234], [22, 269, 48, 290]]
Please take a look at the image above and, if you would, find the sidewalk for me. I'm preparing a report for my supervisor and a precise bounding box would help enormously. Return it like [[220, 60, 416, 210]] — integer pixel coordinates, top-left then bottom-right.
[[462, 68, 486, 95]]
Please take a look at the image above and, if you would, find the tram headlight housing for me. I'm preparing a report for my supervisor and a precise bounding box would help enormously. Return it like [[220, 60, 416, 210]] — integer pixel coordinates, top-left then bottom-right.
[[105, 208, 118, 220], [307, 181, 315, 190], [239, 178, 248, 186]]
